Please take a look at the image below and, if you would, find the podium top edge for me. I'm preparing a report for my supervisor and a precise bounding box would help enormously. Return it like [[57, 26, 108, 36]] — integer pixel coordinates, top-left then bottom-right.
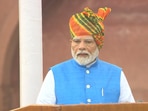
[[29, 102, 148, 107]]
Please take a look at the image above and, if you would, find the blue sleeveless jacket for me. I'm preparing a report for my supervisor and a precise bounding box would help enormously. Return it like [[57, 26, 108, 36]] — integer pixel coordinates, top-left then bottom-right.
[[51, 59, 121, 104]]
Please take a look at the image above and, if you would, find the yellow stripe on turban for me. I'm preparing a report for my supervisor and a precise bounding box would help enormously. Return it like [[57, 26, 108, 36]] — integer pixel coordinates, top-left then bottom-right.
[[69, 7, 111, 49]]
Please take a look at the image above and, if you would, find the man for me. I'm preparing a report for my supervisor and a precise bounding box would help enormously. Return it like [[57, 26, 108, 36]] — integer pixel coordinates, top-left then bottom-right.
[[36, 7, 135, 104]]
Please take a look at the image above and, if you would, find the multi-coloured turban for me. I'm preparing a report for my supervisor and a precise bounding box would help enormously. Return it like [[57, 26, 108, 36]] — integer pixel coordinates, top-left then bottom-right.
[[69, 7, 111, 49]]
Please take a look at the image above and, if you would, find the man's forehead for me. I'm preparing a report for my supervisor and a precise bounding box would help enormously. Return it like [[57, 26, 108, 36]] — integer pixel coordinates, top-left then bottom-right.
[[73, 35, 94, 40]]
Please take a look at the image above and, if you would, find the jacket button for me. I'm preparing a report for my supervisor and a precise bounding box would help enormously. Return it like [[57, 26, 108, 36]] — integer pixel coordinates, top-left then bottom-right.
[[87, 99, 91, 103], [86, 70, 90, 74], [86, 84, 91, 88]]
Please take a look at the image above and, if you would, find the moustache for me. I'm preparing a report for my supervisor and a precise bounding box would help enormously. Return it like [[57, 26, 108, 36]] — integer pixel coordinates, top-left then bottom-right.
[[76, 51, 90, 55]]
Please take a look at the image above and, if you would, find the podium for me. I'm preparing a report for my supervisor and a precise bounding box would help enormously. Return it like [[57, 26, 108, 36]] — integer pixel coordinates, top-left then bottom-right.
[[11, 103, 148, 111]]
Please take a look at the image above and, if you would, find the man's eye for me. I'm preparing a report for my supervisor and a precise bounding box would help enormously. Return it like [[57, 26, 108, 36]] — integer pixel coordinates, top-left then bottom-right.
[[85, 40, 94, 44], [73, 40, 81, 43]]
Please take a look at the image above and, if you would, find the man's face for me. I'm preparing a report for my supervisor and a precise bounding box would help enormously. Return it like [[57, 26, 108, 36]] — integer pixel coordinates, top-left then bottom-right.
[[71, 35, 99, 65]]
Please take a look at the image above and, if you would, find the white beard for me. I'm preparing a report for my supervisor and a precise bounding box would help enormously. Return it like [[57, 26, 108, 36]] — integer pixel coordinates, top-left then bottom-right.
[[71, 48, 99, 66]]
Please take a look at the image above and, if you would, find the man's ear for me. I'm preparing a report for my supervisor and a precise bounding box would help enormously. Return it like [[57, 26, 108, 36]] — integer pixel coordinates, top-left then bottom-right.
[[70, 39, 73, 42]]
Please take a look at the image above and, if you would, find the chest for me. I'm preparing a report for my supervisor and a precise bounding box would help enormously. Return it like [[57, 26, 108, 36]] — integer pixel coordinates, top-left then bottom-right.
[[53, 67, 120, 104]]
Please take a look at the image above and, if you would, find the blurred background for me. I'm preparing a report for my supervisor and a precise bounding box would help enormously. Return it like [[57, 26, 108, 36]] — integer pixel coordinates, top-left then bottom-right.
[[0, 0, 148, 110]]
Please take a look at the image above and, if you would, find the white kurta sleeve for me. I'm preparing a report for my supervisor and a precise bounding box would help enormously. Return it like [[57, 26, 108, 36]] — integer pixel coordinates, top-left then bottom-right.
[[119, 71, 135, 103], [36, 70, 56, 104]]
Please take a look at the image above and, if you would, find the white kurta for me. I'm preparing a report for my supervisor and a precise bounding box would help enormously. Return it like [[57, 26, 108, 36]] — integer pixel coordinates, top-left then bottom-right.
[[36, 70, 135, 104]]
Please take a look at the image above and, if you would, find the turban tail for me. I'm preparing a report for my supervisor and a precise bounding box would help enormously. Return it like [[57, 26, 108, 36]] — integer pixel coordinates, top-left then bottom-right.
[[69, 7, 111, 49]]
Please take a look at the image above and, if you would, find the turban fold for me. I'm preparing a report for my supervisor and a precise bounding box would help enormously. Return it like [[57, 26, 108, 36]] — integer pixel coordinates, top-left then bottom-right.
[[69, 7, 111, 49]]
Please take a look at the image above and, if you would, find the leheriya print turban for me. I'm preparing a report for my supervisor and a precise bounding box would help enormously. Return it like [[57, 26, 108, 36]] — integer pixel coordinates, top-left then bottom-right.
[[69, 7, 111, 49]]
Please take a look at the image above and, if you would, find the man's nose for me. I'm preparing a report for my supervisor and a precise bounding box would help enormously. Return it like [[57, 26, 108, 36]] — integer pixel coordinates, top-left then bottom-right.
[[78, 41, 86, 50]]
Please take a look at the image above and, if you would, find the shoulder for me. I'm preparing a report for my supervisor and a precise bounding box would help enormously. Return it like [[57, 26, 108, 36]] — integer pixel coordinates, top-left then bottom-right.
[[98, 59, 122, 70]]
